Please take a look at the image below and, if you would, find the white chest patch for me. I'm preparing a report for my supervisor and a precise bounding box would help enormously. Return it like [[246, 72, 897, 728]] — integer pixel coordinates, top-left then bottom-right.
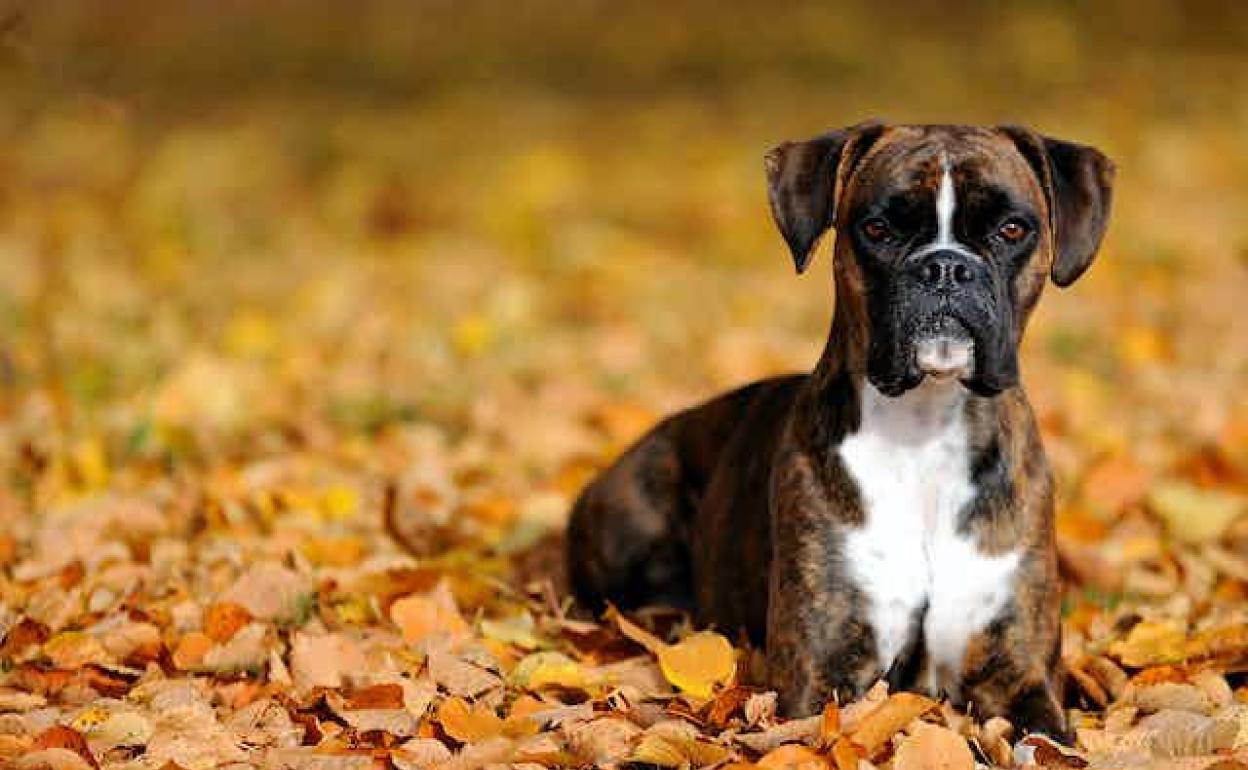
[[838, 379, 1018, 699]]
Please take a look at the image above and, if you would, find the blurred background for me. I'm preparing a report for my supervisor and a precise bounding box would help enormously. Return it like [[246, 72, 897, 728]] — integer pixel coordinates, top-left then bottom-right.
[[0, 1, 1244, 594]]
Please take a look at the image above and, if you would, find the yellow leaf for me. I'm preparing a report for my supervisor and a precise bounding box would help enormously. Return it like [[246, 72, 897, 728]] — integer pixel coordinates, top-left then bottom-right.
[[69, 705, 111, 732], [71, 436, 109, 490], [300, 535, 367, 567], [437, 696, 504, 742], [656, 631, 736, 700], [1109, 620, 1187, 667], [42, 632, 108, 669], [451, 314, 495, 358], [223, 310, 278, 358], [333, 594, 377, 625], [1117, 324, 1170, 368], [321, 484, 360, 521], [512, 651, 591, 691], [630, 734, 688, 768], [1149, 481, 1246, 545], [480, 612, 543, 650], [605, 608, 736, 699]]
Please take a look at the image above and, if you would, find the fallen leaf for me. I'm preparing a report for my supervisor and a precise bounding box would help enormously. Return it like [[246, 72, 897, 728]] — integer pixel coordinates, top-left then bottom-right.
[[1149, 482, 1246, 545], [172, 632, 214, 670], [511, 650, 592, 690], [656, 631, 736, 699], [390, 581, 470, 645], [847, 692, 937, 755], [1109, 620, 1188, 667], [289, 631, 366, 689], [757, 743, 831, 770], [893, 723, 973, 770], [202, 602, 252, 643], [33, 725, 98, 769], [437, 696, 505, 742]]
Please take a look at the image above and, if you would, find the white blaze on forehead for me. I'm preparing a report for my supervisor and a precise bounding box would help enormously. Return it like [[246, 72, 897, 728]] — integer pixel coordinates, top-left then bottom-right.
[[935, 153, 957, 247]]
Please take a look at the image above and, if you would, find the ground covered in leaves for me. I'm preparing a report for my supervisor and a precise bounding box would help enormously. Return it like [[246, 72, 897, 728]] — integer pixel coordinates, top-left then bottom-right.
[[0, 3, 1246, 769]]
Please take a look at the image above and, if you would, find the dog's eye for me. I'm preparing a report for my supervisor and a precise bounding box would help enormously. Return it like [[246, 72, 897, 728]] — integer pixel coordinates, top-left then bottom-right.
[[995, 219, 1030, 244], [861, 217, 893, 243]]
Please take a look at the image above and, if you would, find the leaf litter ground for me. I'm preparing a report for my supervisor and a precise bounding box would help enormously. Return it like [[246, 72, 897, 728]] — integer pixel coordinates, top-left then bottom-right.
[[1, 5, 1247, 768]]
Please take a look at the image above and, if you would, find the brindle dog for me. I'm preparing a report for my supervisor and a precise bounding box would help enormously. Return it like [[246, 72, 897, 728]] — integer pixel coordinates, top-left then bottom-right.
[[566, 122, 1114, 739]]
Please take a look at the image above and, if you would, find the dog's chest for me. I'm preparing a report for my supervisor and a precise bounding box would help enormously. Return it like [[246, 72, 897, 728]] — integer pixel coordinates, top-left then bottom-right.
[[837, 382, 1018, 696]]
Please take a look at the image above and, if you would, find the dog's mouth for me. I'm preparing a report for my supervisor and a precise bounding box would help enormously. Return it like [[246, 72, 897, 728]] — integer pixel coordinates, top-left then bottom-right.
[[913, 316, 975, 381]]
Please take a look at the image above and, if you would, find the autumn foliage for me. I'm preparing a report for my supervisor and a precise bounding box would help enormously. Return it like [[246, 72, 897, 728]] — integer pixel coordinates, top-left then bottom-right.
[[0, 3, 1246, 769]]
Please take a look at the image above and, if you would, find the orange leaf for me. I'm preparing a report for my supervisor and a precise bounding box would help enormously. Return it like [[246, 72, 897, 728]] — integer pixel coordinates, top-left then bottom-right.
[[757, 744, 831, 770], [172, 632, 214, 670], [830, 736, 864, 770], [34, 724, 99, 768], [203, 602, 252, 643], [847, 692, 937, 755], [820, 702, 841, 741], [390, 583, 470, 645], [437, 696, 504, 743], [346, 682, 405, 710], [892, 723, 974, 770]]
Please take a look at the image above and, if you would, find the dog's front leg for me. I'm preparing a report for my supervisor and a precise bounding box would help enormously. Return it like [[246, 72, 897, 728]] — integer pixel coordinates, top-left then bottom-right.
[[767, 457, 878, 716]]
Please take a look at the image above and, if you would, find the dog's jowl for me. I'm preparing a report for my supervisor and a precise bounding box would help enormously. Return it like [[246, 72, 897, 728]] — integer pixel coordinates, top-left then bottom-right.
[[566, 123, 1114, 739]]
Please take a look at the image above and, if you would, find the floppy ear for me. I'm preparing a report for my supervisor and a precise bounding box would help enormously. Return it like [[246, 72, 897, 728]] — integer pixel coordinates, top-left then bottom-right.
[[999, 126, 1116, 287], [764, 121, 885, 273]]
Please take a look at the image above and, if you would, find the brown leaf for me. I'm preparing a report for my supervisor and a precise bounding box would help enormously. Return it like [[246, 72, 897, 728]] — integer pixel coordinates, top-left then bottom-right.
[[346, 683, 406, 710], [1, 618, 50, 661]]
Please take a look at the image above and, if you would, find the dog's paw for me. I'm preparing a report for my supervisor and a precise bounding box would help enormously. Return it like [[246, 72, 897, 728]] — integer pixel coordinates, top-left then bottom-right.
[[1007, 683, 1073, 745]]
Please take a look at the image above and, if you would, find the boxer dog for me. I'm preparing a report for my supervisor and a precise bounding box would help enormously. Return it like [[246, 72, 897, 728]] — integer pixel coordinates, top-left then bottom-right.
[[566, 122, 1114, 738]]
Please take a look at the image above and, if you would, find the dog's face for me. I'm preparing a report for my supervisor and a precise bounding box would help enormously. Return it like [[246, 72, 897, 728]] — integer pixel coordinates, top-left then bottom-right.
[[765, 123, 1115, 396]]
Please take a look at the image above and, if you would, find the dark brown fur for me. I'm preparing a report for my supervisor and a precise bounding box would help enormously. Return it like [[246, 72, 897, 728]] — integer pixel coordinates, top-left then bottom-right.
[[567, 123, 1114, 740]]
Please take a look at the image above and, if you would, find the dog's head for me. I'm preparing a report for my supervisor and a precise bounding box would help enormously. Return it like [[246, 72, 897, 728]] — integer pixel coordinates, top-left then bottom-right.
[[765, 122, 1115, 397]]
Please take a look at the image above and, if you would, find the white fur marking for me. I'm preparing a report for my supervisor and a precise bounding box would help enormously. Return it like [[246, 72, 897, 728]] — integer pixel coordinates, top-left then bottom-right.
[[910, 154, 977, 262], [935, 154, 957, 247], [839, 379, 1018, 699]]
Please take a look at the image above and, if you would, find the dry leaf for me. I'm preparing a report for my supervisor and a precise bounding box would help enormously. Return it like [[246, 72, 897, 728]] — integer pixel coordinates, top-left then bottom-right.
[[437, 696, 505, 742], [202, 602, 252, 643], [1109, 620, 1188, 667], [892, 723, 973, 770], [1149, 482, 1246, 545], [390, 581, 470, 646], [847, 692, 937, 755], [757, 743, 831, 770], [656, 631, 736, 699], [289, 631, 366, 689]]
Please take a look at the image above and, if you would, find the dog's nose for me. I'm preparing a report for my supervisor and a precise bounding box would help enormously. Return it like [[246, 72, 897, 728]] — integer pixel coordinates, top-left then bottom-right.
[[915, 250, 978, 290]]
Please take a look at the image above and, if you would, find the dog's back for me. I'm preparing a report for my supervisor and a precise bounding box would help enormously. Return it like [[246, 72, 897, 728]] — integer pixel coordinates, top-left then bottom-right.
[[566, 374, 804, 628]]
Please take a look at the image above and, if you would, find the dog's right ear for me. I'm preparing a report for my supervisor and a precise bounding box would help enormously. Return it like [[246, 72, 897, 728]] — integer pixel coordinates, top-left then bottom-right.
[[764, 121, 885, 273]]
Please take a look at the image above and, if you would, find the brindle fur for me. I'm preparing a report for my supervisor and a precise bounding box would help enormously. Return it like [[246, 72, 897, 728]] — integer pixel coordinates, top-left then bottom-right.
[[566, 123, 1114, 740]]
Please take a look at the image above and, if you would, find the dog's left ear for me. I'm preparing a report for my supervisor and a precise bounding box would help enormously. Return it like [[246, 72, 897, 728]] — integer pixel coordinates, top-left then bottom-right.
[[999, 126, 1117, 287], [765, 121, 885, 273]]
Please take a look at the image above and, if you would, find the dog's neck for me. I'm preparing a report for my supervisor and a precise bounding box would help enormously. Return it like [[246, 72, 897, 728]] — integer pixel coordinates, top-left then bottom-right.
[[805, 273, 972, 440]]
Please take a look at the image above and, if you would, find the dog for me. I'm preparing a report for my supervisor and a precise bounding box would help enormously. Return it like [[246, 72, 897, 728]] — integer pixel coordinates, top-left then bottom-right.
[[566, 122, 1114, 738]]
